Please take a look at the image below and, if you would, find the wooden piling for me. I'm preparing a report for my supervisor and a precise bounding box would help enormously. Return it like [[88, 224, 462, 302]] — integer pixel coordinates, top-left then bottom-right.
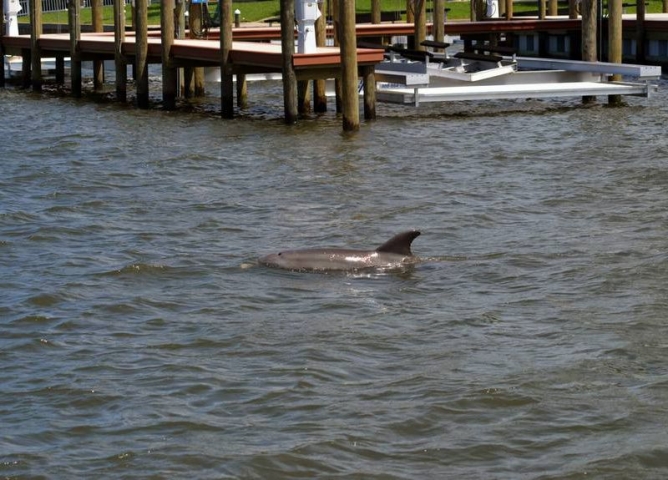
[[21, 50, 30, 89], [332, 0, 342, 114], [135, 0, 149, 109], [313, 3, 328, 113], [30, 0, 42, 92], [114, 0, 127, 102], [68, 0, 81, 98], [581, 0, 597, 104], [339, 0, 359, 132], [636, 0, 646, 63], [55, 56, 65, 84], [188, 2, 206, 96], [433, 0, 445, 47], [174, 0, 184, 96], [569, 0, 578, 17], [220, 0, 234, 118], [608, 0, 623, 105], [161, 0, 177, 110], [92, 0, 104, 91], [237, 74, 248, 109], [280, 0, 298, 124], [0, 0, 5, 88], [505, 0, 514, 19], [414, 0, 427, 50], [372, 0, 381, 24], [362, 65, 376, 121], [298, 81, 312, 115], [548, 0, 558, 15]]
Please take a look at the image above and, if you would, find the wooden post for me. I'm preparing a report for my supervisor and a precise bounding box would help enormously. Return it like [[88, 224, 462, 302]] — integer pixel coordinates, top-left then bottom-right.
[[434, 0, 445, 47], [220, 0, 234, 118], [280, 0, 298, 123], [407, 0, 415, 23], [189, 2, 206, 96], [55, 56, 65, 83], [568, 0, 578, 59], [175, 0, 185, 97], [298, 81, 311, 114], [135, 0, 149, 108], [114, 0, 126, 102], [608, 0, 622, 104], [340, 0, 359, 132], [21, 50, 31, 89], [237, 73, 248, 109], [314, 1, 327, 113], [470, 0, 476, 21], [539, 0, 546, 19], [92, 0, 104, 90], [548, 0, 558, 15], [506, 0, 514, 19], [581, 0, 597, 103], [30, 0, 42, 92], [636, 0, 646, 63], [372, 0, 381, 23], [161, 0, 177, 110], [664, 0, 668, 13], [414, 0, 426, 50], [362, 65, 376, 120], [569, 0, 578, 16], [332, 0, 342, 113], [68, 0, 81, 97], [0, 0, 5, 88]]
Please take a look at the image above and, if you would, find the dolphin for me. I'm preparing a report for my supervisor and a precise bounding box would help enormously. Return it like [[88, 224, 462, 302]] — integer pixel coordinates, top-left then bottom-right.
[[259, 230, 421, 272]]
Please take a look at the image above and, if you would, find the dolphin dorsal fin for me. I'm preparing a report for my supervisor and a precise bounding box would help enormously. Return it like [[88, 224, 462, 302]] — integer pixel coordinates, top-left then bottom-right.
[[375, 230, 421, 256]]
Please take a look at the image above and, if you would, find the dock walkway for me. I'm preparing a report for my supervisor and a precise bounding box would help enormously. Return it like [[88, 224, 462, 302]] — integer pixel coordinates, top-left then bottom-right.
[[1, 32, 385, 80]]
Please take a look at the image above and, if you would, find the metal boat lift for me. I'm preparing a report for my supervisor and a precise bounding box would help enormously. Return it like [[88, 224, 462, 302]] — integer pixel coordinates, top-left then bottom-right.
[[372, 43, 661, 106]]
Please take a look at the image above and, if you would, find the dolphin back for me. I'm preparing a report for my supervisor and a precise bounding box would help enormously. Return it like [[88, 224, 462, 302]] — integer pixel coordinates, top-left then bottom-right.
[[375, 230, 421, 256]]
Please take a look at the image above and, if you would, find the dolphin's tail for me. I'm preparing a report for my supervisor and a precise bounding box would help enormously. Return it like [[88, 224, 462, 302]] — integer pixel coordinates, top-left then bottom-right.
[[375, 230, 421, 256]]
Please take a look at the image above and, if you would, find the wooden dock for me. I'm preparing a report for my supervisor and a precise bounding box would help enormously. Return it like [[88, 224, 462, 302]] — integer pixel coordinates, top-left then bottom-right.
[[1, 32, 384, 80], [1, 0, 666, 131]]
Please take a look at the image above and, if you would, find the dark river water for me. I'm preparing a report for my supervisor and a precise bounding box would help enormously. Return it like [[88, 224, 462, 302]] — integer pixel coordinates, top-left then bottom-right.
[[2, 75, 668, 479]]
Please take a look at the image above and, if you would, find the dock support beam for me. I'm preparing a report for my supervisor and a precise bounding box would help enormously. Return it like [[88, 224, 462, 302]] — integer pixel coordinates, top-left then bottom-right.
[[135, 0, 149, 108], [280, 0, 298, 124], [313, 6, 327, 113], [372, 0, 381, 23], [68, 0, 81, 98], [0, 0, 5, 88], [339, 0, 359, 131], [220, 0, 234, 118], [505, 0, 514, 19], [161, 0, 177, 110], [114, 0, 126, 102], [548, 0, 558, 16], [188, 2, 206, 97], [362, 65, 376, 121], [581, 0, 597, 104], [433, 0, 445, 46], [636, 0, 646, 63], [92, 0, 104, 91], [298, 81, 311, 115], [414, 0, 427, 50], [237, 73, 248, 109], [30, 0, 42, 92], [608, 0, 623, 105], [332, 0, 342, 113]]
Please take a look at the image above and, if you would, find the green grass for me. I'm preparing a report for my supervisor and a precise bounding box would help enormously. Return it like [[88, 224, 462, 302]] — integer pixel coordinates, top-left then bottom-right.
[[22, 0, 668, 26]]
